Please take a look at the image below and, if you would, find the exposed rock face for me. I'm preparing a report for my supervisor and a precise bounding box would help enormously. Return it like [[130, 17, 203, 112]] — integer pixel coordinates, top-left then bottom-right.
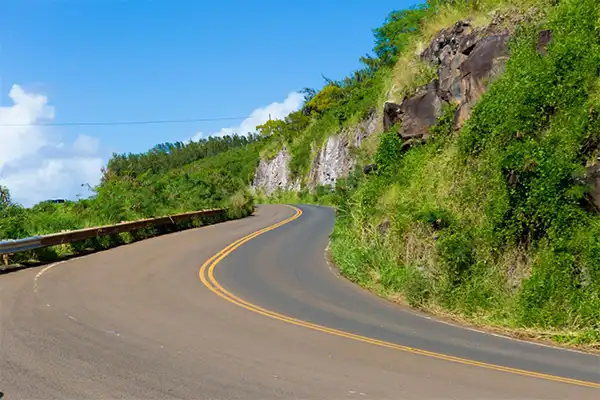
[[457, 32, 510, 124], [251, 148, 299, 195], [384, 79, 449, 141], [586, 160, 600, 211], [354, 109, 378, 148], [384, 16, 516, 143], [420, 19, 511, 127], [308, 109, 377, 188], [253, 11, 547, 195], [308, 134, 353, 189], [252, 110, 377, 193]]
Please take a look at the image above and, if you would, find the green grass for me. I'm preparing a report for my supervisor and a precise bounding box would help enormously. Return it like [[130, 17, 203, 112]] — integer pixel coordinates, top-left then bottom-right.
[[325, 0, 600, 347]]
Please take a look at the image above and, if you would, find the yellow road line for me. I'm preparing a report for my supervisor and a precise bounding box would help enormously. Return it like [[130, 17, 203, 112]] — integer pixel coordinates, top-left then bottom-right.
[[198, 204, 600, 390]]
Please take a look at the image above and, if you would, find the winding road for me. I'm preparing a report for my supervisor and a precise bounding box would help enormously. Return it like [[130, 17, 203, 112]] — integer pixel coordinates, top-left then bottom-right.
[[1, 204, 599, 399]]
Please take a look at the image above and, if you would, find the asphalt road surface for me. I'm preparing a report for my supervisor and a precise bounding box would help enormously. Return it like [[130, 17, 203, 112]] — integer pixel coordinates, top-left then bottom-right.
[[1, 204, 599, 399]]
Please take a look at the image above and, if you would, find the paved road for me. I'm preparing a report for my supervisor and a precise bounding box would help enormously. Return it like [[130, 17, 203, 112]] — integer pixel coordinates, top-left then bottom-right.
[[1, 204, 599, 399]]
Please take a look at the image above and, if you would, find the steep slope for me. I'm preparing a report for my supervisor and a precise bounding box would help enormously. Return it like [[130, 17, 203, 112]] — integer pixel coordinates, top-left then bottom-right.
[[330, 1, 600, 347], [257, 0, 600, 348]]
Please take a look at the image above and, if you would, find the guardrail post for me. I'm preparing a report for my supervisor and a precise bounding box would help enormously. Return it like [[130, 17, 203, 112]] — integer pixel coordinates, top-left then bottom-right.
[[2, 254, 8, 266]]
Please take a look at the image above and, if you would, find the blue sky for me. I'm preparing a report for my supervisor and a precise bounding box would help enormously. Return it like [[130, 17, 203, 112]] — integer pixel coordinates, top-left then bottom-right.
[[0, 0, 419, 206]]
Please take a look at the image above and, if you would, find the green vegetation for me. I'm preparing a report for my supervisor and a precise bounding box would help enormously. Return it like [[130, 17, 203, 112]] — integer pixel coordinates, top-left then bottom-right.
[[249, 0, 600, 348], [328, 0, 600, 346], [3, 0, 599, 349], [106, 133, 261, 179], [254, 2, 446, 181], [1, 135, 259, 264]]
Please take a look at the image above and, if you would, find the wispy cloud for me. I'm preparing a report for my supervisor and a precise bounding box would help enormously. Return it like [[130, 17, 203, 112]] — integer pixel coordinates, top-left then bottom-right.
[[191, 91, 304, 141]]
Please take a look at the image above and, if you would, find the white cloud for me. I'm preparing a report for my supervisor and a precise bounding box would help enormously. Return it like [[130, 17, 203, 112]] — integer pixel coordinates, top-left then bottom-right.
[[190, 91, 304, 141], [73, 134, 100, 154], [1, 158, 104, 205], [0, 84, 104, 207], [0, 84, 54, 170]]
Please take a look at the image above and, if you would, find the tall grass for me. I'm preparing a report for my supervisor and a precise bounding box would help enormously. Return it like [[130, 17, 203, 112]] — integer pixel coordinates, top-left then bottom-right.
[[328, 0, 600, 346]]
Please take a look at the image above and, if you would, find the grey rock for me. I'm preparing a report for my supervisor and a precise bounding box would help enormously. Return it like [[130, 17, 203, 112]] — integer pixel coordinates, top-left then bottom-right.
[[355, 109, 378, 147], [251, 148, 299, 195], [536, 29, 553, 55], [307, 110, 378, 189], [363, 164, 377, 175], [308, 134, 353, 189]]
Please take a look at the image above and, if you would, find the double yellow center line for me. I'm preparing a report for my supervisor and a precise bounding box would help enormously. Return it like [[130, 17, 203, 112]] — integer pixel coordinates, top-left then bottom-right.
[[199, 204, 600, 390]]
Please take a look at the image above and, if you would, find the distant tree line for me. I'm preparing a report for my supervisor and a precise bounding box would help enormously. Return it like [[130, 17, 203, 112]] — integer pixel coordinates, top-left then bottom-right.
[[103, 133, 262, 180]]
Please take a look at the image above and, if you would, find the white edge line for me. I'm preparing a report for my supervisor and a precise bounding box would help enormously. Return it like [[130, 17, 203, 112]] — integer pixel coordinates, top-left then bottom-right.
[[33, 261, 65, 294]]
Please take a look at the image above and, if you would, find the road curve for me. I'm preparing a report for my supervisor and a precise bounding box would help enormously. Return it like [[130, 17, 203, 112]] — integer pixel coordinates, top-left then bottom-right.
[[0, 204, 598, 399]]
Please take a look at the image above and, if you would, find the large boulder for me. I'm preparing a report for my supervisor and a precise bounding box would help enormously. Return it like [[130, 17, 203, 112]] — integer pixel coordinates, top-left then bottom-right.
[[420, 18, 512, 128], [251, 148, 299, 195], [456, 31, 510, 125], [384, 79, 449, 141]]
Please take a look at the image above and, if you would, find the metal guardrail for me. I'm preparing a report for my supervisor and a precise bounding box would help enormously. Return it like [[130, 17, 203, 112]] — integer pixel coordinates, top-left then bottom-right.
[[0, 208, 226, 262]]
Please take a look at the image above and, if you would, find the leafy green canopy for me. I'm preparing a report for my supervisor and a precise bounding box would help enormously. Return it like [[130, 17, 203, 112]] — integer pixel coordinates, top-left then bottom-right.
[[105, 133, 262, 179]]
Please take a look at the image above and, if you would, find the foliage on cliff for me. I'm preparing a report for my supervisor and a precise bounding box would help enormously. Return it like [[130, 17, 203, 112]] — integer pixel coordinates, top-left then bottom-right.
[[330, 0, 600, 345], [258, 1, 455, 179]]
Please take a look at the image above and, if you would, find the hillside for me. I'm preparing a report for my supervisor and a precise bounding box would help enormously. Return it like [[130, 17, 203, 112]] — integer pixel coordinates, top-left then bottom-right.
[[253, 0, 600, 347], [3, 0, 600, 347]]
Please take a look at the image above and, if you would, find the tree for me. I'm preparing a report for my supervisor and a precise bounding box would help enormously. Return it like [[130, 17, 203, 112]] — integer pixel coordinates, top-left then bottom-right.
[[373, 5, 428, 65], [300, 87, 317, 103], [256, 119, 288, 138], [304, 84, 344, 116], [0, 185, 12, 210], [284, 111, 310, 136]]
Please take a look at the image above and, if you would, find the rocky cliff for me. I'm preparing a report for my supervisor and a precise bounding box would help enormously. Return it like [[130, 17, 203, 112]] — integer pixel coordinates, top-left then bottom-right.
[[252, 110, 379, 193], [253, 11, 541, 195], [251, 147, 299, 195], [383, 11, 543, 145], [307, 110, 378, 189]]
